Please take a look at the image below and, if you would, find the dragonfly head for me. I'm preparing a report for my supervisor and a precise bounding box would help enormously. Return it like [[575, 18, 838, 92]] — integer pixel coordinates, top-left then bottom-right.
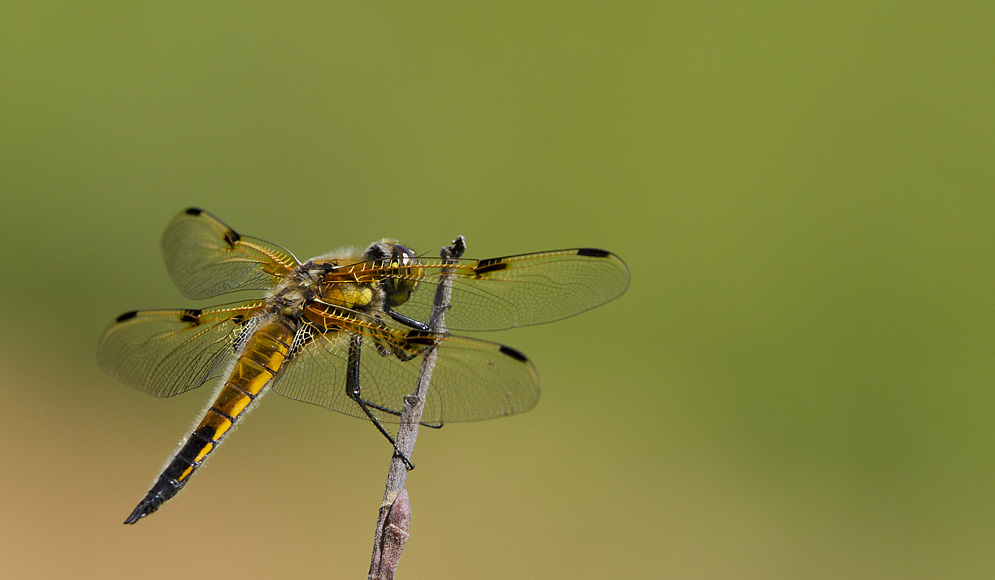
[[365, 239, 415, 264], [365, 240, 422, 308]]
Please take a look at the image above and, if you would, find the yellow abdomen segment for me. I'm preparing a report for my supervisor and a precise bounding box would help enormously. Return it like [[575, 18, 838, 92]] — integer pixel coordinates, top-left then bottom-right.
[[124, 318, 296, 524], [176, 319, 294, 481]]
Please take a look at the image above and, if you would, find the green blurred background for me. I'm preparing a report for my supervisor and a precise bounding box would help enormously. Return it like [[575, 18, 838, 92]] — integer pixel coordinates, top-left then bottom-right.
[[2, 3, 993, 579]]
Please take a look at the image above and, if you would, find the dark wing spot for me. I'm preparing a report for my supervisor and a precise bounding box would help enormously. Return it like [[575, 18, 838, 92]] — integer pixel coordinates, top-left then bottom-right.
[[499, 345, 529, 362], [184, 207, 204, 216], [115, 310, 138, 323], [474, 258, 509, 275], [180, 309, 202, 324], [576, 248, 611, 258], [224, 228, 241, 246], [405, 330, 441, 347]]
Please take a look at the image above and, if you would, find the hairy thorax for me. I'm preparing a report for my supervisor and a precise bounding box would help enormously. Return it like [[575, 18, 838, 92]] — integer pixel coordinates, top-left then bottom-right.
[[263, 240, 416, 324]]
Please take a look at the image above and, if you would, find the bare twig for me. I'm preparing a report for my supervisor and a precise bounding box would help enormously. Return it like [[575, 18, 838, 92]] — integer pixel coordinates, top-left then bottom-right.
[[369, 236, 465, 580], [375, 489, 411, 580]]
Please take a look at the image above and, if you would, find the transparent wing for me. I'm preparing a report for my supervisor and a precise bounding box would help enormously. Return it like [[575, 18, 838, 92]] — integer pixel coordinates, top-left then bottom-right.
[[325, 248, 629, 331], [271, 320, 540, 426], [162, 207, 299, 299], [97, 300, 266, 397]]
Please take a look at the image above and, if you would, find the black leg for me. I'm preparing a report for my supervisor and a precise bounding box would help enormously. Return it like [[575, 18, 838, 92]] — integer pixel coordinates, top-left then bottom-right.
[[385, 306, 430, 331], [346, 334, 416, 470], [358, 398, 445, 429]]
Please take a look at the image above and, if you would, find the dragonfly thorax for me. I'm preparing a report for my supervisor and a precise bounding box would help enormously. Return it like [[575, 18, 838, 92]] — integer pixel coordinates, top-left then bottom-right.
[[265, 260, 334, 318]]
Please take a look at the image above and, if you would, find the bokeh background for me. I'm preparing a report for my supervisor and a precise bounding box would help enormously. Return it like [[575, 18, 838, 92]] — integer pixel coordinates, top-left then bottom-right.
[[2, 3, 993, 579]]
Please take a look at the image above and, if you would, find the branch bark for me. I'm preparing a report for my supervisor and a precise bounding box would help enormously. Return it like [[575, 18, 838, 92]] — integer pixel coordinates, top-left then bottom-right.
[[368, 236, 465, 580]]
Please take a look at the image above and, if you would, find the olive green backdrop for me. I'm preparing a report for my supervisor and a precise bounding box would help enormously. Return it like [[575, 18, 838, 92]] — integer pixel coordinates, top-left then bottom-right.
[[1, 3, 992, 579]]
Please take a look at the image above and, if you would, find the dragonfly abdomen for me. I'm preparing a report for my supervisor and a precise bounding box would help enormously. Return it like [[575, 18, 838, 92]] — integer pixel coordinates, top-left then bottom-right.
[[123, 319, 295, 524]]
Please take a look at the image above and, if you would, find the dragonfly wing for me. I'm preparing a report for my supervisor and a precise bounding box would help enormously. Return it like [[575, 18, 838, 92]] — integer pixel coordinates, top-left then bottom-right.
[[97, 300, 266, 397], [417, 334, 540, 424], [271, 320, 539, 426], [162, 208, 299, 299], [345, 248, 629, 331]]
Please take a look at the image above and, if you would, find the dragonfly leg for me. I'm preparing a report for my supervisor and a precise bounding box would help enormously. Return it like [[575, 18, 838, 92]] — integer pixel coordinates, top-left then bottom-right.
[[347, 334, 416, 470], [384, 307, 429, 331], [357, 397, 444, 429]]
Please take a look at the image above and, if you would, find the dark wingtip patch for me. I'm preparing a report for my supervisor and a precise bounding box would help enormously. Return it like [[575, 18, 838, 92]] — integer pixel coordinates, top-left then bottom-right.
[[576, 248, 611, 258], [499, 345, 529, 362], [184, 207, 203, 216], [115, 310, 138, 323]]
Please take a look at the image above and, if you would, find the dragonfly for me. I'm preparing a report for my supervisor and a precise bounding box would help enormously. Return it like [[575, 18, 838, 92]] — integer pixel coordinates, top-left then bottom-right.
[[98, 208, 629, 524]]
